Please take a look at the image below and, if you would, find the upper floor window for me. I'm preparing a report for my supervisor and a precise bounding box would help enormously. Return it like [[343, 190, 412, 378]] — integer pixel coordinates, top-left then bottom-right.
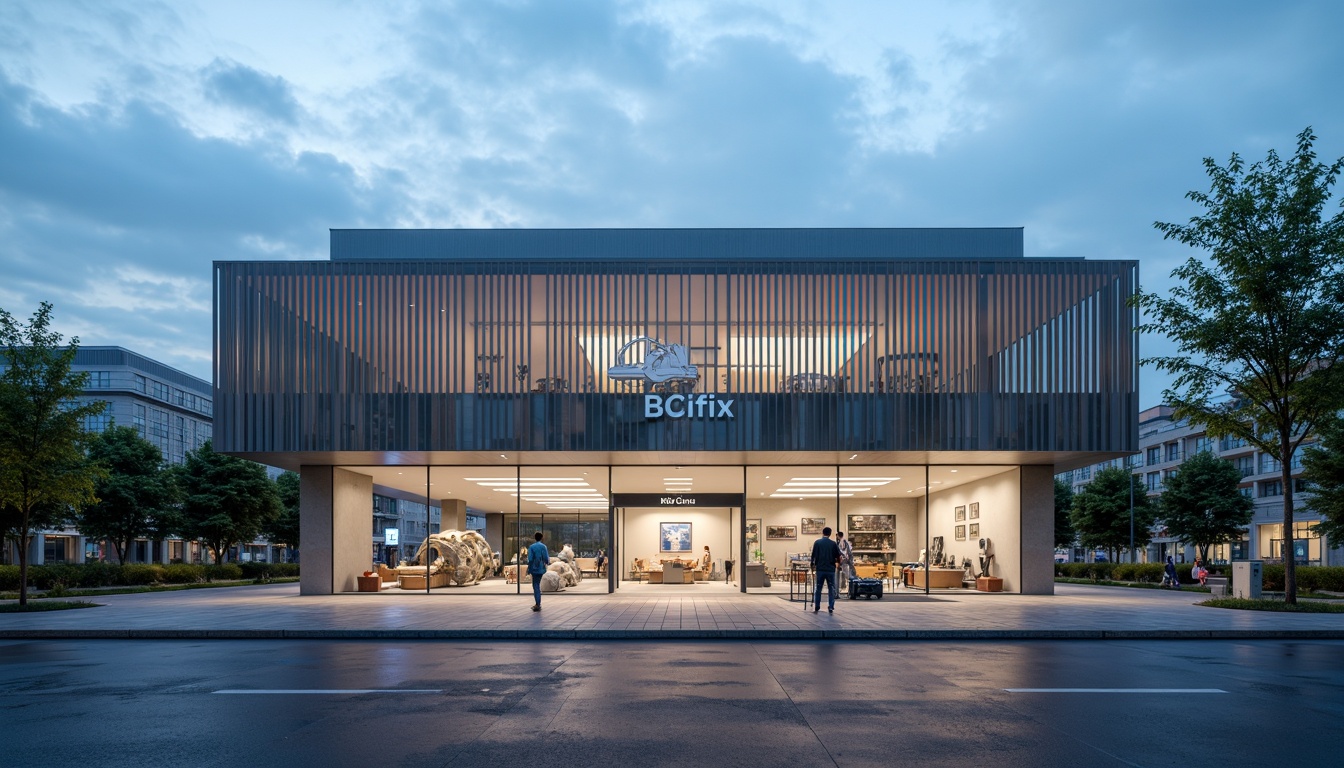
[[1146, 447, 1161, 465], [148, 380, 170, 401], [87, 371, 112, 389], [1259, 479, 1283, 498], [1194, 437, 1213, 454], [1165, 443, 1182, 462]]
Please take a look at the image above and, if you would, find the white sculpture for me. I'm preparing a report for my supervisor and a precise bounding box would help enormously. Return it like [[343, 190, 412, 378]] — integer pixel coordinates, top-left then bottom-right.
[[540, 571, 564, 592]]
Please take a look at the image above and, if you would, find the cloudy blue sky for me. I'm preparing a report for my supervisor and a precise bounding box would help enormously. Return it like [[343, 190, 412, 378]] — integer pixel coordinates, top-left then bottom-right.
[[2, 0, 1341, 407]]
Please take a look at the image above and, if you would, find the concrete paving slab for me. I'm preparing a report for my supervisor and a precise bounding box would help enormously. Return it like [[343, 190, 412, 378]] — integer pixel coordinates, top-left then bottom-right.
[[3, 581, 1343, 639]]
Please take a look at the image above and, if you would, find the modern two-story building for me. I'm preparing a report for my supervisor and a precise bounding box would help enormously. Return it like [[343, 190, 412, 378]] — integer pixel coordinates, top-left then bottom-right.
[[213, 228, 1139, 597]]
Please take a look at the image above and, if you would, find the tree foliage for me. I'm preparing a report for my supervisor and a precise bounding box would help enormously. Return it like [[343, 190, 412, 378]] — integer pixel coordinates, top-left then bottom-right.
[[1158, 450, 1254, 563], [174, 441, 281, 564], [78, 425, 179, 565], [1137, 128, 1344, 602], [264, 470, 300, 554], [1054, 478, 1076, 550], [1070, 467, 1155, 562], [1303, 415, 1344, 543], [0, 302, 107, 605]]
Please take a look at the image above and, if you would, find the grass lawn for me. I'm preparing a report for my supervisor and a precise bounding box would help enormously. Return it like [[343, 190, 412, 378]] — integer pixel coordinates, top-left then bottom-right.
[[0, 600, 102, 613], [0, 577, 300, 601], [1200, 598, 1344, 613]]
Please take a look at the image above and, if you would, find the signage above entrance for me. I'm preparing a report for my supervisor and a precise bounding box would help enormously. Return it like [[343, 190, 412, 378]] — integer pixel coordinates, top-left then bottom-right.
[[612, 493, 745, 508], [644, 393, 736, 419]]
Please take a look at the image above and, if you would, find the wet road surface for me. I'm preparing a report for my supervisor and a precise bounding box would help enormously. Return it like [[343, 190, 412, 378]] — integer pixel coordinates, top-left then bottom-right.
[[2, 639, 1340, 766]]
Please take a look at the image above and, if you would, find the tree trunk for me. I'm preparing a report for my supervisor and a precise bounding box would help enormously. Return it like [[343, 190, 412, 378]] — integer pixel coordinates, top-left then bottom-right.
[[114, 539, 128, 565], [17, 531, 30, 608], [1282, 426, 1296, 605]]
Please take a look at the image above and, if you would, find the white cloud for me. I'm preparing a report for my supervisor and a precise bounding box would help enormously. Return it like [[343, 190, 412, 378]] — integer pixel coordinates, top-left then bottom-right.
[[0, 0, 1340, 405]]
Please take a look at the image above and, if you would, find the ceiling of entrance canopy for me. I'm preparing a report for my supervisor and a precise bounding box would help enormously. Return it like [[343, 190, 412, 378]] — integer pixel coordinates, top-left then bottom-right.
[[340, 463, 1016, 515]]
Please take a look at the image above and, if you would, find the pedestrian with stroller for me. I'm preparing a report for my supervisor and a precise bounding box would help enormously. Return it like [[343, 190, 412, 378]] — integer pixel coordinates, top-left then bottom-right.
[[1163, 555, 1181, 590]]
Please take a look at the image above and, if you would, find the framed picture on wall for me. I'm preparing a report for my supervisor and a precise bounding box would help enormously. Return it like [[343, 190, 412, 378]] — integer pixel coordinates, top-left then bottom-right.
[[969, 502, 979, 519], [660, 522, 692, 553], [954, 505, 966, 522], [955, 525, 966, 541], [766, 525, 797, 540], [969, 523, 980, 538], [801, 517, 826, 535], [848, 514, 894, 531], [746, 519, 761, 549]]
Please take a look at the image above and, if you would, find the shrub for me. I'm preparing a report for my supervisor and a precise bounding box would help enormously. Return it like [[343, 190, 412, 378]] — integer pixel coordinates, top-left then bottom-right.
[[120, 564, 165, 585], [272, 563, 300, 577], [205, 564, 243, 581], [161, 564, 206, 584], [1262, 565, 1344, 593], [0, 565, 19, 591], [76, 561, 124, 587]]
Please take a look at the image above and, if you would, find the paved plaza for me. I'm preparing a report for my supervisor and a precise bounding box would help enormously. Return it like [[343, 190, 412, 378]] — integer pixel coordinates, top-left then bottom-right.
[[3, 582, 1343, 639]]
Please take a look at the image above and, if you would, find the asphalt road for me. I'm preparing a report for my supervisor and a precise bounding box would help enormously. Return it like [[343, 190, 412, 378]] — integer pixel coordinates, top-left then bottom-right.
[[2, 639, 1340, 767]]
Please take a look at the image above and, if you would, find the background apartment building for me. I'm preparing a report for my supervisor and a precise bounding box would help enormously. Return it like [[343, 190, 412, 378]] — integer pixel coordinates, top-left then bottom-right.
[[1058, 405, 1339, 566]]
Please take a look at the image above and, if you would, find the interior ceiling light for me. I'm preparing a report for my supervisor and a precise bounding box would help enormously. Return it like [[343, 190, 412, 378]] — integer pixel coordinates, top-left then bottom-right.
[[771, 492, 854, 498], [849, 454, 858, 460]]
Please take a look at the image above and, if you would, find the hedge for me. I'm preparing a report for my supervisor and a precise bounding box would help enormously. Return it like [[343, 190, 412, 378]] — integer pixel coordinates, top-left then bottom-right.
[[1056, 562, 1344, 591], [1262, 566, 1344, 593], [0, 561, 299, 591]]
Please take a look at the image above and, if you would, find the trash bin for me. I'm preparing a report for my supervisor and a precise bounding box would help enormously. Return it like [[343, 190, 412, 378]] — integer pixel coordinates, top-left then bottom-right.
[[1232, 561, 1262, 599]]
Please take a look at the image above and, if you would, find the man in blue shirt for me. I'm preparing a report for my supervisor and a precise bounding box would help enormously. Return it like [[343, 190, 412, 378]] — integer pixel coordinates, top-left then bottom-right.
[[528, 532, 550, 611], [811, 526, 842, 613]]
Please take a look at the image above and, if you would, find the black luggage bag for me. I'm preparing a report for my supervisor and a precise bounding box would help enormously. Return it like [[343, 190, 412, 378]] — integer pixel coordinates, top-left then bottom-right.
[[848, 578, 883, 599]]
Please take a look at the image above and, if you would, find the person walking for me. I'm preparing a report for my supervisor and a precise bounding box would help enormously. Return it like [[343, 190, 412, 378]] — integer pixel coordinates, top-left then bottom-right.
[[836, 531, 853, 590], [810, 526, 842, 614], [527, 532, 550, 611]]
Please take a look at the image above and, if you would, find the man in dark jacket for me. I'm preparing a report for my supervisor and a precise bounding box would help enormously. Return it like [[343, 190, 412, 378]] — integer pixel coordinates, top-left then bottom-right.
[[811, 526, 842, 613]]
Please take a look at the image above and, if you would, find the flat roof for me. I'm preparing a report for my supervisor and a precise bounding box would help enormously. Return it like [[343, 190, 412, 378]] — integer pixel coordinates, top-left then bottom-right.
[[329, 227, 1029, 262]]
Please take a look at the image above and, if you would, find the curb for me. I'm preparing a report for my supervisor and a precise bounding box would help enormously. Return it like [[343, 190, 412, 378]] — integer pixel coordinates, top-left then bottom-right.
[[3, 628, 1343, 641]]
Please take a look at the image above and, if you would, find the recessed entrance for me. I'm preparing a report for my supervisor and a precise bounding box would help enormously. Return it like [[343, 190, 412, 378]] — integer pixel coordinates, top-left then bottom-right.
[[329, 461, 1025, 598]]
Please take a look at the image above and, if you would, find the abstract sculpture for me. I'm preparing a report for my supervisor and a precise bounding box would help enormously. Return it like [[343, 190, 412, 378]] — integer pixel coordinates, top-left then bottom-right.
[[406, 529, 501, 587]]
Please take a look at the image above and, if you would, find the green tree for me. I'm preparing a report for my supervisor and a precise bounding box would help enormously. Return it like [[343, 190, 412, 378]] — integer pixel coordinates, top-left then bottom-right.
[[0, 303, 107, 606], [1303, 415, 1344, 543], [1054, 478, 1076, 551], [1157, 450, 1254, 564], [1137, 128, 1344, 603], [175, 441, 281, 564], [78, 425, 179, 564], [1071, 466, 1155, 563], [264, 470, 301, 558]]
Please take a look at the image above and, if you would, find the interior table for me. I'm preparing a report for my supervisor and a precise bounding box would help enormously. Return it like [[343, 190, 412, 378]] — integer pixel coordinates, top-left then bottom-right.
[[904, 567, 965, 589]]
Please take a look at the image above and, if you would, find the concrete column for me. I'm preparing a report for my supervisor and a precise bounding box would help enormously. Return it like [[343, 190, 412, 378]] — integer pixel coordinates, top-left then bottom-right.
[[300, 465, 375, 595], [484, 512, 504, 554], [32, 533, 45, 566], [439, 499, 467, 532], [1019, 465, 1055, 595]]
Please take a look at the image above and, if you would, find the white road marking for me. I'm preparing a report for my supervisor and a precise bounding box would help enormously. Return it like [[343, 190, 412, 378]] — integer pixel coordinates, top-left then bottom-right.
[[213, 689, 441, 695], [1005, 688, 1227, 693]]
